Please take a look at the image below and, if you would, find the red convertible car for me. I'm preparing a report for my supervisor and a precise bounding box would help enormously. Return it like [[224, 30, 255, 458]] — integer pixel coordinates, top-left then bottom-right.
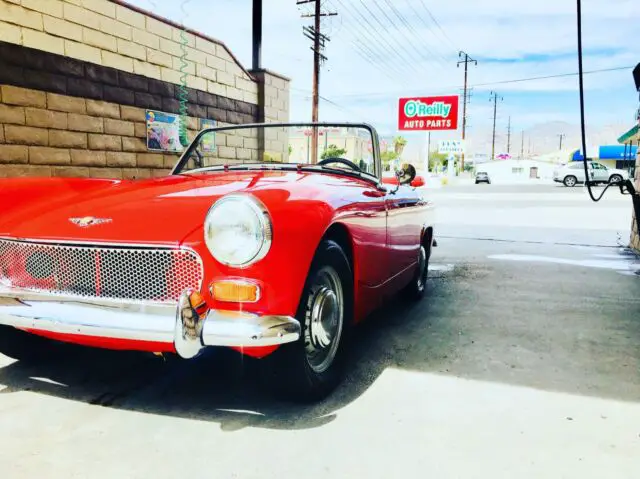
[[0, 123, 435, 401]]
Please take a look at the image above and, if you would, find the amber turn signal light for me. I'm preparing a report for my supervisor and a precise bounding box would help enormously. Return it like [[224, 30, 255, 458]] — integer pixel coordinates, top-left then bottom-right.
[[210, 280, 260, 303]]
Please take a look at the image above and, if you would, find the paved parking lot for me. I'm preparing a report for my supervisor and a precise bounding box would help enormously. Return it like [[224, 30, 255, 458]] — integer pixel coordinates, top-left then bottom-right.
[[1, 184, 639, 478]]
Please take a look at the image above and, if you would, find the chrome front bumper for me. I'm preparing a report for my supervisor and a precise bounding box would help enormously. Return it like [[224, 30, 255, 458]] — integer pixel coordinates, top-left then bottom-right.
[[0, 287, 300, 358]]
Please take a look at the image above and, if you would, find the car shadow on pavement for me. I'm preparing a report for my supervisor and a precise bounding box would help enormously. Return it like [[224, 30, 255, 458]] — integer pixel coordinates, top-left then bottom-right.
[[1, 252, 640, 431], [0, 272, 453, 432]]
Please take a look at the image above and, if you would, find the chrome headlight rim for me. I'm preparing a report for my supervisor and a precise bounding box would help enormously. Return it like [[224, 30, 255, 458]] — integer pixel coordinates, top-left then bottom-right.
[[204, 193, 273, 268]]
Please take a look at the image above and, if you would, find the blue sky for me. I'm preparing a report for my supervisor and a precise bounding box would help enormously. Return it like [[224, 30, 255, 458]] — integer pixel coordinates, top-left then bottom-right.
[[129, 0, 639, 138]]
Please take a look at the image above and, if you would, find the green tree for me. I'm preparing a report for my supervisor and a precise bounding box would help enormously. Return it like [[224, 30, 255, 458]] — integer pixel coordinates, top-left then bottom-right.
[[393, 136, 408, 156], [428, 152, 448, 171], [321, 144, 347, 159], [381, 150, 399, 171]]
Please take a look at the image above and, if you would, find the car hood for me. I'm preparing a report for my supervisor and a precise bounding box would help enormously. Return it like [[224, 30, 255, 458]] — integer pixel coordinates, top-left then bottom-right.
[[0, 170, 361, 246]]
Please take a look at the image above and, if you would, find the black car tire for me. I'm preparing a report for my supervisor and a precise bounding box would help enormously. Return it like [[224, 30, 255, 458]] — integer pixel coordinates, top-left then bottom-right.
[[403, 239, 431, 301], [266, 239, 353, 402], [610, 174, 623, 184], [563, 175, 577, 187]]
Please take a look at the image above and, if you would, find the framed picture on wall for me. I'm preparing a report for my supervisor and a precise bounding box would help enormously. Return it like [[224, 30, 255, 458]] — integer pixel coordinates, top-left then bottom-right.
[[146, 110, 185, 152]]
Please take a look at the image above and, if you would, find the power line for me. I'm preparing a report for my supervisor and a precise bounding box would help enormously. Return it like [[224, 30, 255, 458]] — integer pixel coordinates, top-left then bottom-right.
[[402, 0, 452, 63], [329, 65, 635, 99], [473, 65, 632, 88], [378, 0, 449, 69], [355, 0, 425, 74], [417, 0, 458, 53], [330, 0, 423, 80], [329, 0, 417, 82]]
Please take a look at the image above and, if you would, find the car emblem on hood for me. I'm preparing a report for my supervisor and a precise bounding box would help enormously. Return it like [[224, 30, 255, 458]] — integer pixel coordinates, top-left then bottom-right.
[[69, 217, 112, 228]]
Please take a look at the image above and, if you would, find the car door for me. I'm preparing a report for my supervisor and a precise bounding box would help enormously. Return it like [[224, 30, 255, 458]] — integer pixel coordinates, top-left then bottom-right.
[[591, 162, 609, 182], [385, 183, 424, 282], [568, 163, 586, 182]]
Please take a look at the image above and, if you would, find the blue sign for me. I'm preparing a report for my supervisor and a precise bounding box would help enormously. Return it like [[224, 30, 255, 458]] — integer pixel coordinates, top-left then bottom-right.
[[572, 145, 637, 161]]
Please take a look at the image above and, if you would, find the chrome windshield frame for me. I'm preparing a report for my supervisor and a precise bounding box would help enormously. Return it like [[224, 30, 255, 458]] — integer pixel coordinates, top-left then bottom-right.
[[170, 122, 383, 181]]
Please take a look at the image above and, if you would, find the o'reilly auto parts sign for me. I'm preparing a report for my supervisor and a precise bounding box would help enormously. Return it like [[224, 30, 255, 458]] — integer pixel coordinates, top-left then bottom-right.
[[398, 95, 459, 131]]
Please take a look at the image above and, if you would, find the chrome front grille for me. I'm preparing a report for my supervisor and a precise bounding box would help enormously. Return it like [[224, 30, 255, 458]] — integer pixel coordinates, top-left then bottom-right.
[[0, 239, 203, 304]]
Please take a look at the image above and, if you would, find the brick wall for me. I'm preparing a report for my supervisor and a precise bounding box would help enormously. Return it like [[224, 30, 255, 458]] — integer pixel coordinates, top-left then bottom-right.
[[0, 84, 210, 178], [0, 0, 290, 179]]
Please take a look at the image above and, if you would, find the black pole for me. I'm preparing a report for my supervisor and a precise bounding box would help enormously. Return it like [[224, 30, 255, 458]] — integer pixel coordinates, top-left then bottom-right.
[[252, 0, 262, 70]]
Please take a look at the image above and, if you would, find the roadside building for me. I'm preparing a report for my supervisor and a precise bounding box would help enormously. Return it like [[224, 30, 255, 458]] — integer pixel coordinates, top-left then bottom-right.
[[570, 145, 637, 170], [0, 0, 290, 179], [474, 158, 556, 183], [617, 123, 640, 252]]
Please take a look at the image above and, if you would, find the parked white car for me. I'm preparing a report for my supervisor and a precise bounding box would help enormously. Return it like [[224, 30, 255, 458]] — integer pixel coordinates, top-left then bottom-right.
[[553, 161, 629, 187]]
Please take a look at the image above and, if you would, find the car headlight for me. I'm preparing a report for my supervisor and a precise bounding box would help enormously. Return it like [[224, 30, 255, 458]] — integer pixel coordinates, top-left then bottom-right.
[[204, 194, 272, 267]]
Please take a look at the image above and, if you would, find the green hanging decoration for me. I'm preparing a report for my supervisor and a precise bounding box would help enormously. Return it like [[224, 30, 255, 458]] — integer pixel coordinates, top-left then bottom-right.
[[178, 1, 191, 147]]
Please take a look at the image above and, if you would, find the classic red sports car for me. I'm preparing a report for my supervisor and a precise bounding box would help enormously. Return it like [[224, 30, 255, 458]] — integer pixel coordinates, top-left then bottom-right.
[[0, 123, 435, 401]]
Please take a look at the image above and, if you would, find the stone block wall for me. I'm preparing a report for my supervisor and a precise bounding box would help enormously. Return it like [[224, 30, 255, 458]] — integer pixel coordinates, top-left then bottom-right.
[[0, 0, 290, 179]]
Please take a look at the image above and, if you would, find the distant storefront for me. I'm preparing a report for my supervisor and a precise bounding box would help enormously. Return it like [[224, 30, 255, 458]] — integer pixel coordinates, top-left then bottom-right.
[[570, 145, 637, 170]]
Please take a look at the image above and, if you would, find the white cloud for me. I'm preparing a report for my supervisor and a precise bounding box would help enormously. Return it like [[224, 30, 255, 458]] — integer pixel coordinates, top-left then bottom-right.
[[129, 0, 639, 147]]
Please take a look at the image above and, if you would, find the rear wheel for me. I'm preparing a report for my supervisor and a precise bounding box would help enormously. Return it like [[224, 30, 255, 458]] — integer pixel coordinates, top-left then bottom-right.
[[610, 174, 623, 184], [563, 175, 577, 187], [267, 239, 353, 402], [404, 234, 431, 300]]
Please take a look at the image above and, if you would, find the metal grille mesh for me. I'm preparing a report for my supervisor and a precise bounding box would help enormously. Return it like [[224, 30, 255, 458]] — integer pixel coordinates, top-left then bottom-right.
[[0, 239, 203, 303]]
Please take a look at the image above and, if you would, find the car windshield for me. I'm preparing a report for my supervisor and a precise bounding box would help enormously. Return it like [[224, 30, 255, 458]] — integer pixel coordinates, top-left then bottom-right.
[[173, 123, 380, 180]]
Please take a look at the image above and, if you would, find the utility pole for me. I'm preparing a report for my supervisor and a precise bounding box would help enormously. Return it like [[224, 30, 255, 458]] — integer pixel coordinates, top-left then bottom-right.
[[299, 0, 336, 164], [252, 0, 262, 71], [558, 133, 566, 150], [520, 130, 524, 159], [457, 51, 477, 170], [490, 91, 503, 160], [507, 116, 511, 154]]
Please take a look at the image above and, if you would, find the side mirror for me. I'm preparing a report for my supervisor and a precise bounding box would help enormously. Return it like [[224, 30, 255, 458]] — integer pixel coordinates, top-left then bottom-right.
[[395, 163, 417, 185]]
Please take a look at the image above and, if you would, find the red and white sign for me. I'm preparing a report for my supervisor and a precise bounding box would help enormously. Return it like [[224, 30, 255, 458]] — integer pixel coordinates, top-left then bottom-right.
[[398, 95, 459, 131]]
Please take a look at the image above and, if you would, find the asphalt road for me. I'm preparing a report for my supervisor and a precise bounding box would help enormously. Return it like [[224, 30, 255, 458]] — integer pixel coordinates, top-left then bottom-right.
[[1, 183, 640, 478]]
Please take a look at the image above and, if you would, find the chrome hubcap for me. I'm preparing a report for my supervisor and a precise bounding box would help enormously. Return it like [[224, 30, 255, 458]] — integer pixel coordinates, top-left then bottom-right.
[[416, 246, 427, 291], [566, 177, 575, 186], [305, 266, 343, 374]]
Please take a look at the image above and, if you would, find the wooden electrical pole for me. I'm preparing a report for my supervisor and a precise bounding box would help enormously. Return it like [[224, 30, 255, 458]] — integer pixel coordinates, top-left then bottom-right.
[[507, 116, 511, 154], [300, 0, 336, 163], [490, 91, 502, 160], [457, 51, 477, 170], [558, 133, 566, 150], [520, 130, 524, 159]]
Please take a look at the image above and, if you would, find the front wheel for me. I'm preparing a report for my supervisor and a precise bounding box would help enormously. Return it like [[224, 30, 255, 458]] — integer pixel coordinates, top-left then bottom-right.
[[266, 239, 353, 402], [563, 175, 577, 187]]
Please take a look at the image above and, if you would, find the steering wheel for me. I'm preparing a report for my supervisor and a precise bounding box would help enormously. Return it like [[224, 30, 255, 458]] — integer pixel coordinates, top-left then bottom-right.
[[317, 157, 362, 172]]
